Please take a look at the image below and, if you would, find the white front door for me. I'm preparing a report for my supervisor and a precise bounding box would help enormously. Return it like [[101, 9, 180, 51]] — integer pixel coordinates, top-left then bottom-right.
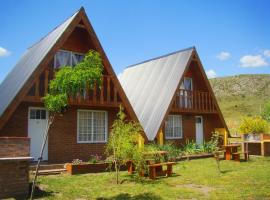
[[195, 116, 203, 144], [28, 107, 48, 161]]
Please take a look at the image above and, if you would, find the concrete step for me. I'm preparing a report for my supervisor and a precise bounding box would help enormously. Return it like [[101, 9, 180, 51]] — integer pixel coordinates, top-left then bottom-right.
[[30, 163, 65, 171], [31, 168, 67, 175]]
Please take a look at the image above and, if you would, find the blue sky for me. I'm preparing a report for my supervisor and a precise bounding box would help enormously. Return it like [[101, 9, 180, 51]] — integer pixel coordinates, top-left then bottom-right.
[[0, 0, 270, 83]]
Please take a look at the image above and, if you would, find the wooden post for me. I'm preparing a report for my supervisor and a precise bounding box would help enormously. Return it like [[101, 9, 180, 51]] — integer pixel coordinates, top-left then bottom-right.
[[157, 130, 164, 145], [114, 87, 117, 103], [93, 83, 97, 103], [107, 76, 110, 103], [44, 69, 49, 95], [100, 77, 104, 104], [261, 142, 265, 156], [35, 79, 39, 97]]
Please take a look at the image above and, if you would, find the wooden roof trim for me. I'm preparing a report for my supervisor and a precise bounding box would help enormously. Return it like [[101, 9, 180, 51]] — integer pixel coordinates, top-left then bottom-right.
[[192, 50, 229, 134]]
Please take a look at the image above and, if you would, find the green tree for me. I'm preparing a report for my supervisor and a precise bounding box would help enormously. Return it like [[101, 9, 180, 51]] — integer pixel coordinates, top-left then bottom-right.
[[106, 106, 143, 184], [239, 116, 269, 134], [262, 100, 270, 122], [31, 50, 103, 199]]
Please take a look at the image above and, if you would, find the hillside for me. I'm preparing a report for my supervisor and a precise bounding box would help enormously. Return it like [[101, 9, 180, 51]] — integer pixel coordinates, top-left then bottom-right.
[[209, 74, 270, 134]]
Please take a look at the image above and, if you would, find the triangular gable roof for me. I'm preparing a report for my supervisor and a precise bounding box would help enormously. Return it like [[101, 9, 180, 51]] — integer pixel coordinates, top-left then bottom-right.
[[0, 10, 79, 118], [0, 7, 142, 137], [119, 47, 194, 140], [119, 47, 228, 140]]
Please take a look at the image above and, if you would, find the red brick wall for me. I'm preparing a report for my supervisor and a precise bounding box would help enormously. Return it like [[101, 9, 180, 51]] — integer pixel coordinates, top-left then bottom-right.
[[48, 106, 118, 163], [0, 103, 29, 137], [0, 137, 30, 157], [0, 102, 121, 163], [163, 113, 224, 147], [0, 160, 29, 199], [0, 137, 30, 199]]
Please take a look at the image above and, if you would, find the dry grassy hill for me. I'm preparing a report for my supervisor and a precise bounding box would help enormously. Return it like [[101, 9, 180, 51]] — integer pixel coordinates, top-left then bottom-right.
[[209, 74, 270, 134]]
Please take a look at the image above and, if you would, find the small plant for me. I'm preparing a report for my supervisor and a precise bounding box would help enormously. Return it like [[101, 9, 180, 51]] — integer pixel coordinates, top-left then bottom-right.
[[72, 159, 83, 165], [89, 154, 102, 164], [182, 140, 197, 160], [158, 142, 182, 161], [239, 116, 269, 134], [105, 106, 143, 184]]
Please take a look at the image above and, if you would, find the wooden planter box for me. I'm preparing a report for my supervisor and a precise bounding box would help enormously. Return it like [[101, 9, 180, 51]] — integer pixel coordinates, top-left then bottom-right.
[[66, 163, 109, 175]]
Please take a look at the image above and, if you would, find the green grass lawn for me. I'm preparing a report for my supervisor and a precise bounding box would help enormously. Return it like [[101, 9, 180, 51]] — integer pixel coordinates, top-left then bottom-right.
[[34, 157, 270, 200]]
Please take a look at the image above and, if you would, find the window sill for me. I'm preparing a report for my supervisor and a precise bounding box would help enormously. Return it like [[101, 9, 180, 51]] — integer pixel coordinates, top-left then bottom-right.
[[165, 137, 183, 140], [77, 141, 107, 144]]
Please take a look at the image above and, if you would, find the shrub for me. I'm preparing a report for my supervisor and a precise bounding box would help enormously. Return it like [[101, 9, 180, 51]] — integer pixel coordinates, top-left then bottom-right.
[[88, 154, 102, 164], [239, 116, 269, 134]]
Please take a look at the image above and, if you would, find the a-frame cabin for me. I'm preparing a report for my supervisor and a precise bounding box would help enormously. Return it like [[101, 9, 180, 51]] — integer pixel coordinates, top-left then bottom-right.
[[0, 7, 141, 163], [119, 47, 228, 145]]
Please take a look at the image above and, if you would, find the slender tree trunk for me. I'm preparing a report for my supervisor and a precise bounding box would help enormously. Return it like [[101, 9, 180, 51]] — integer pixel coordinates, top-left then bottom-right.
[[30, 115, 54, 200]]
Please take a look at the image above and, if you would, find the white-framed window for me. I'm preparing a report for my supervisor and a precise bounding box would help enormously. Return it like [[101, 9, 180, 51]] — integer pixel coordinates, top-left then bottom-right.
[[77, 110, 108, 143], [54, 50, 84, 69], [165, 115, 183, 139]]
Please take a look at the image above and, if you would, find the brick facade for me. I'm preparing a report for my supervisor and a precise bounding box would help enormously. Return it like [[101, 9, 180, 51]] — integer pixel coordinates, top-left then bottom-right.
[[163, 113, 224, 147], [48, 106, 119, 163], [0, 137, 30, 157], [0, 103, 121, 163], [0, 137, 31, 199]]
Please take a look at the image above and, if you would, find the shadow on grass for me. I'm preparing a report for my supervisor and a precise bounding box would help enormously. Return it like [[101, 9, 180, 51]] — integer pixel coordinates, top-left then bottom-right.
[[28, 183, 54, 199], [121, 173, 180, 185], [220, 169, 233, 174], [96, 192, 162, 200]]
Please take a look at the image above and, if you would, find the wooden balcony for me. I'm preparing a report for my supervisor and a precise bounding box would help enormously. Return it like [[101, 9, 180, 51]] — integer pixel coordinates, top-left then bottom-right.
[[23, 72, 121, 107], [171, 89, 217, 113]]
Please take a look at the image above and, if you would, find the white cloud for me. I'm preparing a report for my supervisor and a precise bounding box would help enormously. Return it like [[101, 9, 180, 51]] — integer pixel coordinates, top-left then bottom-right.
[[240, 54, 268, 67], [0, 46, 11, 57], [263, 50, 270, 58], [216, 51, 230, 61], [206, 69, 217, 78]]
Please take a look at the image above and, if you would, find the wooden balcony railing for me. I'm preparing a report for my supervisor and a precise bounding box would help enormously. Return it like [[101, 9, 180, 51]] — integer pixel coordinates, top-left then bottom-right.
[[24, 71, 121, 107], [171, 89, 217, 113]]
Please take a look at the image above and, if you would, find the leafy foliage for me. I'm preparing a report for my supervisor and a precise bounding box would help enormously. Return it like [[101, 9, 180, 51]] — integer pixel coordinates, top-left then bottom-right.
[[105, 106, 143, 184], [239, 116, 269, 134], [43, 50, 103, 113]]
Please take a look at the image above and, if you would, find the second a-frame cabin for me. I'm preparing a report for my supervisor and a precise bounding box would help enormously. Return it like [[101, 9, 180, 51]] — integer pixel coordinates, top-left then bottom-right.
[[0, 8, 141, 163], [119, 47, 228, 145]]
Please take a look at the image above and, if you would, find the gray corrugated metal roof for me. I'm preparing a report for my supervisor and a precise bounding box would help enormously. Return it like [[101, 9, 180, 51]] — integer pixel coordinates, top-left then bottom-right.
[[119, 47, 194, 140], [0, 10, 79, 117]]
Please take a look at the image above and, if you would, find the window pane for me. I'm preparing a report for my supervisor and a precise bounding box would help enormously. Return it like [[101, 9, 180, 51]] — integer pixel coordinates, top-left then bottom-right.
[[36, 110, 40, 119], [72, 53, 84, 66], [54, 51, 71, 69], [93, 112, 106, 142], [30, 110, 36, 119], [41, 110, 46, 119], [78, 110, 106, 142], [165, 115, 182, 139]]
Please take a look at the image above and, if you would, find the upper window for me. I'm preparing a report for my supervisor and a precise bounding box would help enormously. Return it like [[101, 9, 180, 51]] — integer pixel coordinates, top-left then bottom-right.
[[54, 50, 84, 69], [180, 77, 193, 91], [165, 115, 183, 139], [77, 110, 108, 143]]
